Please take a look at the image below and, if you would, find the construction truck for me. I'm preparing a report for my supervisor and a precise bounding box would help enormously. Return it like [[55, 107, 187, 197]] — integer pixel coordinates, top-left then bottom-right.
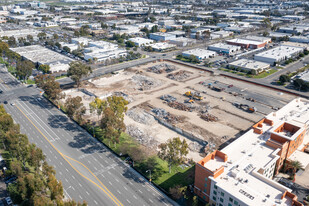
[[233, 102, 257, 113], [184, 98, 195, 104]]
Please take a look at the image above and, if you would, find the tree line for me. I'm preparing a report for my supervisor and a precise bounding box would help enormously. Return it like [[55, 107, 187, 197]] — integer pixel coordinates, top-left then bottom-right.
[[0, 105, 86, 206]]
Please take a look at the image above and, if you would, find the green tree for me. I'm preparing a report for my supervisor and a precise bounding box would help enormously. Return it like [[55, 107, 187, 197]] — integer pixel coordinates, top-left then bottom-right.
[[38, 32, 47, 40], [158, 137, 189, 173], [64, 96, 86, 121], [89, 97, 105, 121], [125, 40, 135, 48], [279, 75, 290, 84], [63, 46, 71, 53], [67, 61, 92, 88], [293, 78, 309, 90], [16, 60, 34, 81], [99, 96, 128, 144], [38, 64, 50, 74], [53, 34, 59, 40], [35, 74, 63, 100], [8, 36, 16, 47]]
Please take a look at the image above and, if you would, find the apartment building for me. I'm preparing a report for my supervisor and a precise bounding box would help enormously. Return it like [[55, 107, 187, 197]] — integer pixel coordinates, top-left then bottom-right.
[[195, 98, 309, 206]]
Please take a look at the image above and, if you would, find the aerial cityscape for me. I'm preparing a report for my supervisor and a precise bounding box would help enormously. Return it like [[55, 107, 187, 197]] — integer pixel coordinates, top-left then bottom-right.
[[0, 0, 309, 205]]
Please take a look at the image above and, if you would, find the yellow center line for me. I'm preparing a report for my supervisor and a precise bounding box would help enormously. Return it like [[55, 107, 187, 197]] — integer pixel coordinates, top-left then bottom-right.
[[15, 104, 123, 206]]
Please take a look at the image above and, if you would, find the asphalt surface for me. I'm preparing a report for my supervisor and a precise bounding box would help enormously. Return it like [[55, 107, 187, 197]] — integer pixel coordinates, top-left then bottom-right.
[[0, 65, 177, 206]]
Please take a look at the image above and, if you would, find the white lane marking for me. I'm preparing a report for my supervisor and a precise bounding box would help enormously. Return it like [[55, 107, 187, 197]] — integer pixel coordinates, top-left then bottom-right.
[[59, 172, 62, 175], [94, 200, 98, 205], [108, 171, 111, 175], [65, 178, 68, 183], [115, 178, 119, 182], [86, 191, 90, 196], [133, 195, 137, 199], [60, 162, 63, 165], [79, 183, 82, 187], [124, 186, 128, 191], [94, 166, 97, 170], [138, 190, 143, 194], [66, 168, 69, 172], [127, 199, 131, 204], [72, 175, 75, 179], [79, 195, 82, 199], [117, 190, 121, 194], [109, 181, 112, 185], [149, 199, 153, 203]]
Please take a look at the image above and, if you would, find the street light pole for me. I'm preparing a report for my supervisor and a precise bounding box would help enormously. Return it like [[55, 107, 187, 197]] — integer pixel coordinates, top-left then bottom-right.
[[146, 170, 152, 182]]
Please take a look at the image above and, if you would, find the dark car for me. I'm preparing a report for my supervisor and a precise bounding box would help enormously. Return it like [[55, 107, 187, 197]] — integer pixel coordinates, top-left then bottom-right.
[[27, 85, 33, 87], [3, 101, 7, 104], [5, 176, 17, 184], [0, 90, 2, 93]]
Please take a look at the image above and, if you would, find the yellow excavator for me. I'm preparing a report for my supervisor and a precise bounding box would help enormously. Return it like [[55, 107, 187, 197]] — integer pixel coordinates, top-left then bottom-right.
[[184, 91, 203, 100]]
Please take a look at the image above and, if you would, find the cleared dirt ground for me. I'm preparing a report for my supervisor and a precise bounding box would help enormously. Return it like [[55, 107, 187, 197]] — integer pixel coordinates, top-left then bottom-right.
[[62, 61, 298, 161]]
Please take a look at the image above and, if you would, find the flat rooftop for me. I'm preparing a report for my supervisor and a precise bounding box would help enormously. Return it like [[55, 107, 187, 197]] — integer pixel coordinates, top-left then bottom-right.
[[208, 43, 241, 50], [229, 59, 270, 70], [203, 98, 309, 205], [182, 48, 216, 57], [255, 46, 303, 59], [227, 38, 264, 45]]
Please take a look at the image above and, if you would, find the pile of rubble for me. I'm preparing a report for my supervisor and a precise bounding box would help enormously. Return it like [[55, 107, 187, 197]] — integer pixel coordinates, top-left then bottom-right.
[[151, 108, 183, 124], [189, 142, 204, 152], [200, 113, 219, 122], [126, 108, 155, 125], [126, 125, 157, 146], [147, 63, 176, 74], [132, 74, 162, 91], [167, 101, 191, 112], [160, 94, 176, 102], [114, 92, 133, 103], [166, 70, 191, 81]]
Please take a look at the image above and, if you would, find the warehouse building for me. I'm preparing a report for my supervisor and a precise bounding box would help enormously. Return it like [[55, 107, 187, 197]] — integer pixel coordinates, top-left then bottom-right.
[[289, 36, 309, 44], [243, 36, 272, 44], [150, 42, 176, 52], [182, 49, 216, 60], [210, 31, 233, 40], [128, 37, 154, 47], [169, 37, 196, 47], [226, 38, 267, 49], [228, 59, 270, 74], [294, 70, 309, 83], [254, 46, 304, 65], [149, 32, 176, 41], [208, 43, 241, 55], [194, 98, 309, 206], [11, 45, 74, 73]]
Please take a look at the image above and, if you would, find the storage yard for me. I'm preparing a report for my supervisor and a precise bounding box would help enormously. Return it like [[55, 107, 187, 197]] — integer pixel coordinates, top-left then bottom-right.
[[62, 61, 298, 161]]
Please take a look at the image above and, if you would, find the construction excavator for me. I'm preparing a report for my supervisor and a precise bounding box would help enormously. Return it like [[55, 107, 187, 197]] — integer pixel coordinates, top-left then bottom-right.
[[184, 91, 203, 100]]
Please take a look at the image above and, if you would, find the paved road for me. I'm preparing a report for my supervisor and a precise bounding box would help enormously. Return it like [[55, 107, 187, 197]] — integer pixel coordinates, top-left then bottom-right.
[[0, 65, 176, 206]]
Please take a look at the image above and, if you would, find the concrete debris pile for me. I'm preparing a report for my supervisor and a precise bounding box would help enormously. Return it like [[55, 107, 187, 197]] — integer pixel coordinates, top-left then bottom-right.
[[147, 63, 176, 74], [167, 101, 191, 112], [189, 142, 204, 152], [160, 94, 177, 102], [132, 74, 162, 91], [151, 108, 183, 124], [126, 125, 157, 146], [200, 113, 219, 122], [114, 92, 133, 103], [166, 70, 191, 81], [126, 108, 155, 125]]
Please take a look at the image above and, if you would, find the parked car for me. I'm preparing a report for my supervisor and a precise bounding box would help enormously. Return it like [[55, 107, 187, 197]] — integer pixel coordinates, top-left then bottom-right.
[[5, 197, 12, 205]]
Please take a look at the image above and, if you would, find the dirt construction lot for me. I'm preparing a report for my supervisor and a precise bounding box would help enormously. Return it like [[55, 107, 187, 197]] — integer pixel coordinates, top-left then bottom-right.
[[64, 61, 298, 161]]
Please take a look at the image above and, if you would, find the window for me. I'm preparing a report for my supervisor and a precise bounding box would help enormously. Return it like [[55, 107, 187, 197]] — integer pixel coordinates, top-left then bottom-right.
[[213, 196, 216, 201], [214, 185, 218, 189], [220, 198, 224, 203], [229, 197, 233, 202], [221, 192, 225, 197], [234, 200, 239, 205], [228, 204, 233, 206], [204, 189, 207, 193], [203, 196, 206, 200], [219, 204, 223, 206], [214, 191, 217, 195], [205, 177, 208, 181], [205, 183, 207, 187]]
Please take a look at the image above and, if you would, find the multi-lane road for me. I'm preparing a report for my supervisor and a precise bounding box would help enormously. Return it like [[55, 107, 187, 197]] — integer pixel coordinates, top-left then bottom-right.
[[0, 65, 177, 206]]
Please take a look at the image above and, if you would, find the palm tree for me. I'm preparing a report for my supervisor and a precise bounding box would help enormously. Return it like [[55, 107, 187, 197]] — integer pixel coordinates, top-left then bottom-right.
[[290, 160, 304, 174]]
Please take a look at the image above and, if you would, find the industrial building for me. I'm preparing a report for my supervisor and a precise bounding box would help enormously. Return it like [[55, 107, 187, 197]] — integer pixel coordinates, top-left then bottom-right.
[[128, 37, 154, 47], [182, 49, 216, 60], [149, 32, 176, 41], [243, 36, 272, 44], [150, 42, 176, 52], [289, 36, 309, 44], [208, 43, 241, 55], [169, 37, 196, 47], [210, 31, 233, 40], [10, 45, 74, 73], [254, 46, 304, 65], [294, 70, 309, 83], [226, 38, 267, 49], [228, 59, 270, 74], [194, 98, 309, 206], [0, 29, 43, 40]]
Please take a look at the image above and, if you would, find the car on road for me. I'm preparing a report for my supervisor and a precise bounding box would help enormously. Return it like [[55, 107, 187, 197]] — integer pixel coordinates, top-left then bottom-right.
[[3, 101, 7, 104], [27, 85, 33, 87], [10, 103, 15, 106], [0, 90, 2, 93], [5, 197, 12, 205], [37, 98, 41, 101]]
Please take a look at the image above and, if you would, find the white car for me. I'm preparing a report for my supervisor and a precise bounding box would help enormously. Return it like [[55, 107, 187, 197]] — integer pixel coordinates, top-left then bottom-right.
[[5, 197, 12, 205], [10, 103, 15, 106]]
